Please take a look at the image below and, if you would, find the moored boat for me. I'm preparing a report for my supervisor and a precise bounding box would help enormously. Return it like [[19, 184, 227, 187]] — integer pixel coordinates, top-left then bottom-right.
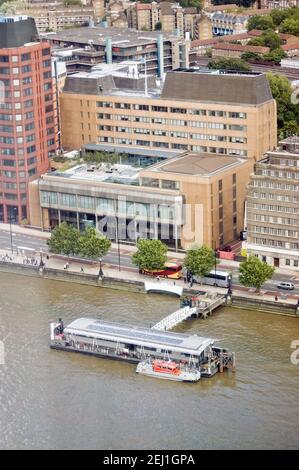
[[136, 359, 201, 382]]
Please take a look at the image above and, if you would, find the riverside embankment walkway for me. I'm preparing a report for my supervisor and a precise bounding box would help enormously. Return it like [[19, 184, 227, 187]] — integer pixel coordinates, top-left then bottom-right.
[[0, 246, 298, 317]]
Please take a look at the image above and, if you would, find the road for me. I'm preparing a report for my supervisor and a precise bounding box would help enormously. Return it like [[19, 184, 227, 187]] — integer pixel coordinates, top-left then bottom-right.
[[1, 228, 298, 295]]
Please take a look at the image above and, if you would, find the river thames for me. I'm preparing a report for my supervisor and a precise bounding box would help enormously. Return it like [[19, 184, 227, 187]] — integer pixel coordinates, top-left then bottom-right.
[[0, 272, 298, 450]]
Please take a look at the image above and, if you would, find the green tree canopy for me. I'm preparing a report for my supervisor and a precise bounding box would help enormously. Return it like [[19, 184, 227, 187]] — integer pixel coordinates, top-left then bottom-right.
[[78, 227, 111, 260], [270, 8, 289, 27], [132, 239, 168, 271], [208, 57, 251, 72], [279, 18, 299, 36], [184, 245, 215, 279], [47, 222, 80, 256], [239, 255, 275, 292], [263, 48, 286, 65], [241, 51, 262, 62], [266, 72, 298, 131], [247, 15, 274, 32]]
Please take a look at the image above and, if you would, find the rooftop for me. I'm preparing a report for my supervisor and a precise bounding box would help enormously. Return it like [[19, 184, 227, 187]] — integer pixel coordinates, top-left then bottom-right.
[[52, 163, 141, 185], [0, 15, 38, 48], [64, 318, 215, 354], [161, 70, 273, 105], [63, 67, 273, 105], [42, 25, 181, 48], [142, 152, 247, 177]]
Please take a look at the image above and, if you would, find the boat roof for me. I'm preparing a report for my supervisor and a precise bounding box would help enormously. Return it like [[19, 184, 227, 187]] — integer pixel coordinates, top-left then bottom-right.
[[64, 318, 215, 356]]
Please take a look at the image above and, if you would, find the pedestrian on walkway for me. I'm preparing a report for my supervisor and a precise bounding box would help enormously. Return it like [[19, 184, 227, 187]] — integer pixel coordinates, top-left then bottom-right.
[[275, 295, 278, 301], [80, 266, 84, 273]]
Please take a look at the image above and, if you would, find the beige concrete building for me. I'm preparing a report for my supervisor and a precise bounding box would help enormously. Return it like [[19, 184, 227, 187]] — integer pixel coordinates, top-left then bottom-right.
[[28, 152, 253, 249], [127, 2, 203, 39], [245, 137, 299, 270], [59, 65, 277, 161], [211, 43, 270, 59], [12, 0, 104, 32]]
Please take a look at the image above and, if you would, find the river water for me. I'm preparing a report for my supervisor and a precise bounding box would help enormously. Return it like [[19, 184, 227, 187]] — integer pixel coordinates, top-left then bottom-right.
[[0, 272, 298, 450]]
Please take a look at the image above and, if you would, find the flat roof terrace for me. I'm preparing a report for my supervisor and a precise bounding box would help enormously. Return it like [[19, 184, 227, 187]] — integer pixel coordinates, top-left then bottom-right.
[[143, 152, 247, 177], [43, 26, 180, 48]]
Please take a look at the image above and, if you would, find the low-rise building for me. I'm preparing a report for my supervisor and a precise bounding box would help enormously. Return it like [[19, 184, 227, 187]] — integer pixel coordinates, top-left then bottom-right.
[[42, 25, 190, 76], [211, 43, 270, 58], [59, 65, 277, 161], [7, 0, 105, 33], [245, 137, 299, 270], [28, 152, 253, 249]]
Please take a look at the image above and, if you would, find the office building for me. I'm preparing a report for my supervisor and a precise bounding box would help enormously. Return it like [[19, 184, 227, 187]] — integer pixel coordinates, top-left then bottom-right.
[[28, 152, 253, 249], [59, 65, 277, 161], [246, 137, 299, 270], [42, 25, 190, 75], [0, 16, 58, 224]]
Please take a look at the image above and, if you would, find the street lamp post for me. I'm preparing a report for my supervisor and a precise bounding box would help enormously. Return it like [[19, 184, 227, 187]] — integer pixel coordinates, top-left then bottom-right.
[[115, 217, 121, 272], [98, 257, 104, 278]]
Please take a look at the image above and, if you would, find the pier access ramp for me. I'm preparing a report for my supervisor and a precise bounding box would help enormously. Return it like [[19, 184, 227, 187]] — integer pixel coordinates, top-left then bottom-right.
[[152, 306, 197, 332]]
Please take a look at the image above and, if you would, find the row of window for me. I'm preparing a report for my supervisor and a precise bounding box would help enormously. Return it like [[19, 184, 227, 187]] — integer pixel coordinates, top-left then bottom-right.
[[40, 192, 177, 220], [253, 226, 298, 237], [97, 124, 247, 143], [97, 114, 247, 131], [253, 214, 298, 226], [253, 181, 299, 190], [0, 50, 50, 63], [252, 192, 299, 202], [253, 238, 299, 249], [98, 136, 247, 156], [259, 169, 299, 179], [1, 168, 36, 178], [1, 157, 37, 167], [252, 203, 298, 214], [95, 102, 247, 119]]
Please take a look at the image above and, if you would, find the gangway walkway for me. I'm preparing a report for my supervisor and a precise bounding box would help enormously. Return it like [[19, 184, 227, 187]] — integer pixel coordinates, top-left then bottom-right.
[[152, 306, 197, 331]]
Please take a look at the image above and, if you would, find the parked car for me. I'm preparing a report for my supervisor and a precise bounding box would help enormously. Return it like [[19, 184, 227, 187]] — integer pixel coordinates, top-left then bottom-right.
[[277, 282, 295, 291]]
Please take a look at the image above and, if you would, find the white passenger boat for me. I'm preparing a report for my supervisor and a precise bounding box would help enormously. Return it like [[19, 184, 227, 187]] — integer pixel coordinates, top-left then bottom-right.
[[136, 359, 201, 382]]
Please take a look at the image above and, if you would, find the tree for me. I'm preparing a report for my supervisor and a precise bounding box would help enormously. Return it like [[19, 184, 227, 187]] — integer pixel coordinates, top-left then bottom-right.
[[184, 245, 215, 280], [241, 51, 262, 62], [239, 255, 275, 293], [263, 48, 286, 65], [261, 30, 282, 51], [270, 9, 289, 28], [266, 73, 298, 131], [279, 120, 299, 140], [78, 227, 111, 259], [47, 222, 80, 256], [247, 15, 274, 32], [132, 239, 167, 271], [208, 57, 251, 72], [279, 18, 299, 36]]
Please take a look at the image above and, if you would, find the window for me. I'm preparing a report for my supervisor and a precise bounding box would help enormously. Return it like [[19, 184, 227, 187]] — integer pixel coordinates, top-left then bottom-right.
[[229, 112, 246, 119], [21, 65, 31, 74], [218, 180, 222, 191], [42, 48, 50, 56], [28, 168, 36, 176], [115, 103, 130, 109], [41, 191, 58, 205], [24, 100, 33, 109], [232, 173, 236, 185], [43, 60, 51, 68], [152, 106, 168, 113], [21, 53, 31, 61]]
